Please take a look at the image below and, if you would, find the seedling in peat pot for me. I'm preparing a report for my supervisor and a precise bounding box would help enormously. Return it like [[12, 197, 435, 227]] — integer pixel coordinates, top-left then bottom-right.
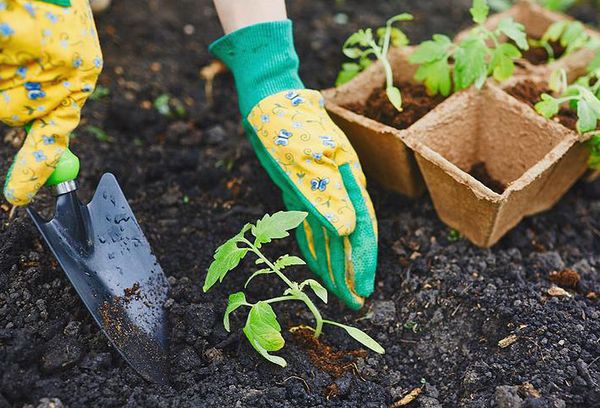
[[203, 211, 385, 367], [336, 13, 413, 111], [535, 64, 600, 168], [409, 0, 529, 96], [530, 20, 599, 62]]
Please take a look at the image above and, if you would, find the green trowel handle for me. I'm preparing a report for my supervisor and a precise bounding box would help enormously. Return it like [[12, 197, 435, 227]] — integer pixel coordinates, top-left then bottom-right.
[[46, 148, 80, 187]]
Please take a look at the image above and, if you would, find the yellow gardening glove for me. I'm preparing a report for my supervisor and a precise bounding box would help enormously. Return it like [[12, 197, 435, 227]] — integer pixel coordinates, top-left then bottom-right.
[[1, 0, 102, 206]]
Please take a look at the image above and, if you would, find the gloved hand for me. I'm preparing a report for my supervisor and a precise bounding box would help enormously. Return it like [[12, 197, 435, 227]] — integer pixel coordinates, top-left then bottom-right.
[[210, 21, 378, 310], [1, 0, 102, 206]]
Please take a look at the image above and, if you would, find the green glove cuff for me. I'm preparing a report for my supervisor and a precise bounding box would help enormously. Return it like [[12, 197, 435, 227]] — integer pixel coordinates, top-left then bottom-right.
[[35, 0, 71, 7], [209, 20, 304, 117]]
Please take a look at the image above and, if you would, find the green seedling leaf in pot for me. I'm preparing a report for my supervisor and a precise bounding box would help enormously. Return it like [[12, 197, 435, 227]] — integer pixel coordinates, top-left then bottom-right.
[[470, 0, 490, 24], [536, 20, 593, 62], [535, 93, 561, 118], [411, 0, 528, 96], [223, 292, 249, 332], [588, 134, 600, 169], [203, 210, 385, 367], [252, 211, 307, 246], [336, 12, 413, 110], [539, 0, 576, 11]]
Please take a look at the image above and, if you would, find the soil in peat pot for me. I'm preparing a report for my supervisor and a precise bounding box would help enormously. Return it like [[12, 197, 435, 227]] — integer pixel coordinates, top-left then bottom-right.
[[2, 0, 600, 407], [518, 39, 566, 66], [506, 79, 599, 132], [346, 82, 446, 129], [469, 162, 506, 194]]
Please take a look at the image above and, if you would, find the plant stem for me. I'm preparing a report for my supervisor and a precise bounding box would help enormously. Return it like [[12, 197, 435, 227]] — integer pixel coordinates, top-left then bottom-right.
[[298, 292, 324, 337], [265, 295, 297, 304], [241, 238, 296, 289]]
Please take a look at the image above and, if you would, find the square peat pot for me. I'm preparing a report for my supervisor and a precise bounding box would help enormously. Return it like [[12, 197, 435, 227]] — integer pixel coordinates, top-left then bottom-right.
[[456, 0, 600, 82], [322, 47, 428, 198], [408, 84, 589, 247]]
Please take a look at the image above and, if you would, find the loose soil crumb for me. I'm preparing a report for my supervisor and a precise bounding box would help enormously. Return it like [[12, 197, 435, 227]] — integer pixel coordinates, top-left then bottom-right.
[[346, 82, 445, 130], [519, 40, 565, 65], [123, 282, 141, 303], [290, 326, 367, 378], [469, 162, 506, 194], [549, 269, 581, 289]]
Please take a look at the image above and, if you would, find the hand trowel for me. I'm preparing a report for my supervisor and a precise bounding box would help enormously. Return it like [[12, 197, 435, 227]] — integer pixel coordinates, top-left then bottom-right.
[[26, 148, 171, 385]]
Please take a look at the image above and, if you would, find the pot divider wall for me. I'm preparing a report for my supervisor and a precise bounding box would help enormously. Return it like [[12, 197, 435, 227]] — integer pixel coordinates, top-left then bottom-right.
[[406, 85, 588, 247]]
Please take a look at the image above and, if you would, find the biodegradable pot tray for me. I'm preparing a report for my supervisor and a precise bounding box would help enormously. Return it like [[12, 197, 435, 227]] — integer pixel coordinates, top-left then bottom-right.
[[323, 0, 599, 246], [407, 85, 589, 247]]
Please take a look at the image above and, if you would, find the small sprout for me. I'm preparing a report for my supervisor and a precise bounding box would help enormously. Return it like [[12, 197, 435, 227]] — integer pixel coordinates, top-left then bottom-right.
[[86, 125, 109, 142], [182, 195, 190, 204], [535, 66, 600, 168], [404, 320, 418, 333], [530, 20, 598, 62], [410, 0, 529, 96], [89, 85, 110, 101], [447, 229, 461, 242], [538, 0, 576, 11], [154, 94, 187, 118], [204, 211, 385, 367], [336, 13, 414, 111]]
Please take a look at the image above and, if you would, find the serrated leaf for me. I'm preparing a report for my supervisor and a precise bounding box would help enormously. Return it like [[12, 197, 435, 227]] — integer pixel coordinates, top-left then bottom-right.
[[453, 37, 489, 91], [386, 86, 403, 111], [252, 211, 307, 246], [300, 279, 328, 303], [535, 93, 560, 118], [243, 302, 284, 353], [497, 18, 529, 50], [491, 43, 520, 81], [470, 0, 490, 24], [274, 255, 306, 270], [204, 239, 248, 292], [337, 324, 385, 354], [409, 34, 452, 64], [223, 292, 248, 332], [414, 58, 452, 96]]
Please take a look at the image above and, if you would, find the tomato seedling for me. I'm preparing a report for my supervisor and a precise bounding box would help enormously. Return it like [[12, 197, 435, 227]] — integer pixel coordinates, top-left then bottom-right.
[[203, 211, 385, 367], [409, 0, 529, 96], [535, 64, 600, 168], [336, 13, 413, 111], [530, 20, 599, 62]]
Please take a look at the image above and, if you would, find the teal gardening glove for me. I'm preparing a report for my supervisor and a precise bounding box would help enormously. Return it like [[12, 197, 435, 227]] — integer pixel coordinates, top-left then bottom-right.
[[210, 21, 378, 310]]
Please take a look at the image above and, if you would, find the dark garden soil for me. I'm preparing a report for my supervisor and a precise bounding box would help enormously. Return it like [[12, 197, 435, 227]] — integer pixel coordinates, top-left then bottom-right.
[[506, 79, 587, 132], [2, 0, 600, 407], [346, 82, 446, 130], [519, 40, 565, 66], [468, 162, 506, 194]]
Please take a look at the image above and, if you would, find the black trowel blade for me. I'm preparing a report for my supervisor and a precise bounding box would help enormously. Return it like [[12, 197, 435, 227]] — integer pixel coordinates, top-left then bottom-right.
[[27, 173, 170, 385]]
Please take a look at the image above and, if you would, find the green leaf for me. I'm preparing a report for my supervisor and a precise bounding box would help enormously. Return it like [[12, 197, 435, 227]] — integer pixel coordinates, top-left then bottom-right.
[[470, 0, 490, 24], [243, 302, 285, 356], [337, 324, 385, 354], [250, 338, 287, 367], [336, 62, 361, 86], [386, 13, 414, 24], [497, 18, 529, 50], [409, 34, 452, 64], [588, 52, 600, 74], [588, 134, 600, 169], [577, 99, 598, 133], [388, 27, 409, 47], [539, 0, 575, 11], [86, 125, 109, 142], [154, 94, 171, 116], [549, 69, 568, 94], [300, 279, 328, 303], [89, 85, 110, 101], [542, 21, 568, 43], [535, 93, 560, 118], [491, 43, 521, 81], [252, 211, 307, 246], [488, 0, 513, 11], [203, 224, 251, 292], [386, 86, 403, 111], [343, 47, 362, 59], [453, 36, 489, 91], [561, 21, 585, 49], [274, 255, 306, 269], [244, 268, 272, 288], [223, 292, 248, 332], [414, 58, 452, 96]]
